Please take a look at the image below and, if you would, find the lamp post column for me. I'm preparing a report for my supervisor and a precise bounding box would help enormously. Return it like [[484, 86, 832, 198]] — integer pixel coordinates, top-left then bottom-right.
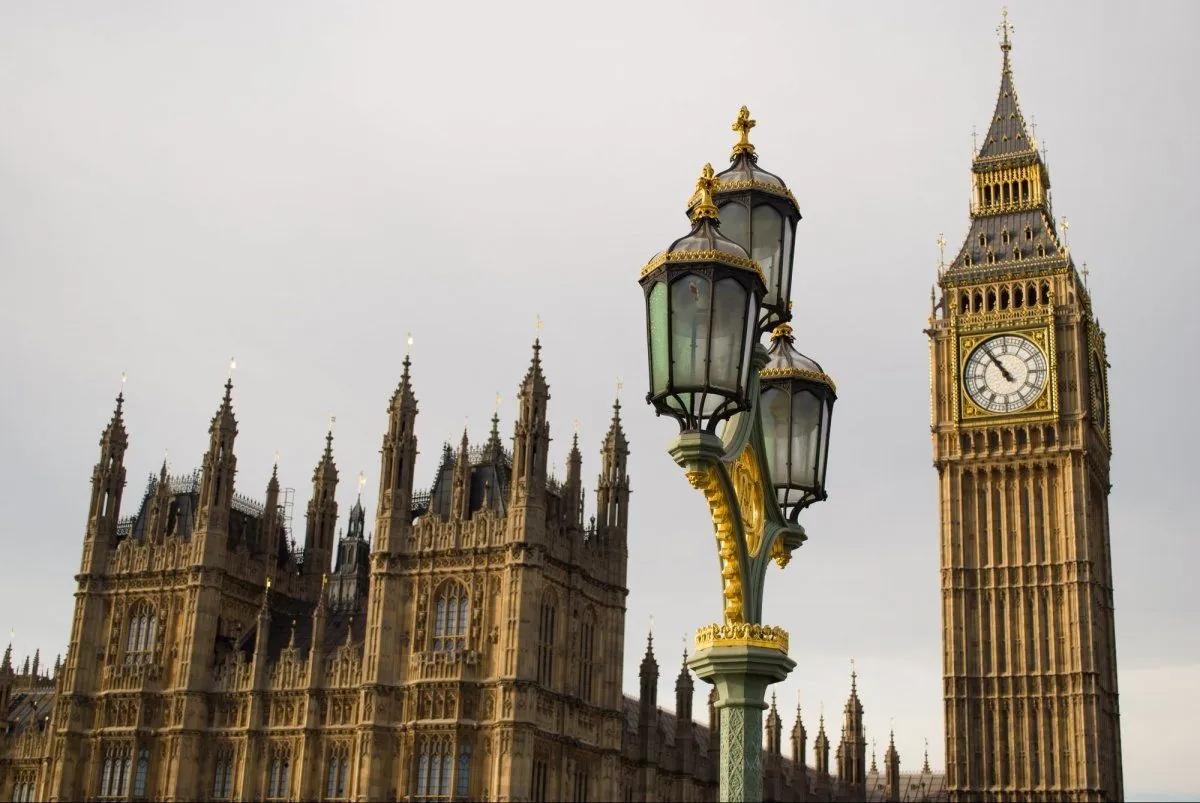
[[689, 645, 795, 802]]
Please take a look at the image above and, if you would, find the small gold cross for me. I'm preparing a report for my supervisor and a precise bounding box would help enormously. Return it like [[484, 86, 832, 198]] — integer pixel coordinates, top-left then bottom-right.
[[732, 105, 757, 156]]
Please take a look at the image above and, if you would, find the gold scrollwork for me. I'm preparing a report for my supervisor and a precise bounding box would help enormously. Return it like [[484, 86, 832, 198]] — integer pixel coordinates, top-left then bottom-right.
[[694, 622, 789, 654], [730, 447, 765, 556], [686, 466, 744, 624]]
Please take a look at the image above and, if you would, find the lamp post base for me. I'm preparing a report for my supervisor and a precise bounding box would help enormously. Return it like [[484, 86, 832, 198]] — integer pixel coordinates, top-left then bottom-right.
[[689, 644, 795, 802]]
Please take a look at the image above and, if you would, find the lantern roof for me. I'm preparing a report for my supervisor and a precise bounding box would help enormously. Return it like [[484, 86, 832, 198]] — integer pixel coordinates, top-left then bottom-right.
[[641, 164, 764, 282], [687, 107, 799, 212], [761, 324, 836, 394]]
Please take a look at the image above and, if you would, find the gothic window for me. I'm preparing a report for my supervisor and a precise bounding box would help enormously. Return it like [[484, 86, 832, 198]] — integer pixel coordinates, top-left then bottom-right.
[[267, 747, 292, 800], [978, 233, 986, 248], [964, 253, 972, 267], [986, 290, 997, 311], [537, 594, 557, 687], [1021, 179, 1030, 201], [983, 186, 992, 206], [1037, 244, 1046, 257], [1041, 281, 1051, 302], [12, 772, 37, 803], [577, 614, 596, 702], [212, 747, 235, 799], [413, 738, 454, 800], [99, 743, 132, 799], [960, 293, 970, 314], [456, 743, 472, 798], [1000, 288, 1010, 309], [432, 581, 469, 653], [133, 747, 150, 798], [1028, 283, 1038, 305], [325, 744, 350, 800], [1024, 225, 1033, 241], [1001, 229, 1010, 245], [1014, 286, 1024, 308], [124, 601, 157, 665], [531, 758, 549, 803], [573, 767, 590, 803], [986, 250, 996, 265], [1013, 247, 1022, 261], [973, 292, 983, 312]]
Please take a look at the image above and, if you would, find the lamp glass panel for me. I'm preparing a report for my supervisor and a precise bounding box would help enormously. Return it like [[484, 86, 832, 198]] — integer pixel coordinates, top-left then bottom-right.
[[818, 396, 833, 488], [760, 387, 792, 488], [710, 278, 747, 391], [670, 274, 711, 387], [780, 217, 795, 303], [789, 389, 822, 488], [648, 282, 669, 393], [740, 290, 757, 389], [719, 200, 750, 252], [751, 205, 783, 307]]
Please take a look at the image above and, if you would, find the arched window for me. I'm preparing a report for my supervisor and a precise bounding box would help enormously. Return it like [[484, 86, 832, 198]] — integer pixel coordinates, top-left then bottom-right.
[[959, 293, 970, 314], [212, 747, 235, 799], [414, 738, 455, 799], [1041, 281, 1051, 303], [986, 290, 997, 311], [1014, 286, 1024, 308], [133, 747, 150, 798], [433, 581, 469, 652], [978, 233, 987, 248], [457, 743, 472, 798], [578, 611, 596, 702], [973, 292, 983, 313], [1001, 229, 1010, 245], [267, 747, 291, 800], [325, 745, 349, 800], [537, 594, 557, 686], [1028, 284, 1038, 305], [1024, 225, 1033, 242], [1000, 288, 1010, 309], [983, 186, 992, 206], [101, 743, 132, 799], [1037, 244, 1046, 257], [125, 602, 157, 665]]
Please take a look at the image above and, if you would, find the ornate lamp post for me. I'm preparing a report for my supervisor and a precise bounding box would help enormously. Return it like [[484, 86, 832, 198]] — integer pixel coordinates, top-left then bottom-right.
[[638, 109, 835, 802]]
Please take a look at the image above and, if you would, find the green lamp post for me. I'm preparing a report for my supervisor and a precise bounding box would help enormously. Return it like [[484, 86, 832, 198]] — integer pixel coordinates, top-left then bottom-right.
[[638, 108, 836, 802]]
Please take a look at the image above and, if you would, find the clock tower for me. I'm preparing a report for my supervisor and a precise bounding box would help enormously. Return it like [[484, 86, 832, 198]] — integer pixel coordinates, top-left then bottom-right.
[[927, 14, 1122, 802]]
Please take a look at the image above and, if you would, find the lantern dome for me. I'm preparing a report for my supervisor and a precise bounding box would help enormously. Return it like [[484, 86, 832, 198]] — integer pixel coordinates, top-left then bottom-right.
[[761, 324, 836, 392]]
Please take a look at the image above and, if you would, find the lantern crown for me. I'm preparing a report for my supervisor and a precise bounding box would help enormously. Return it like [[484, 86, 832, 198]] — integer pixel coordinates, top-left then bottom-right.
[[762, 324, 836, 395]]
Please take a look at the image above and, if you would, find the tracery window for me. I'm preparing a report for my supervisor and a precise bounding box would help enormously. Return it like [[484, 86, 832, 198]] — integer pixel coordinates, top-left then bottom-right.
[[99, 743, 132, 800], [577, 613, 595, 702], [537, 594, 557, 687], [325, 744, 350, 800], [573, 767, 590, 803], [124, 601, 157, 665], [267, 746, 292, 800], [432, 581, 469, 653], [212, 746, 236, 799], [531, 758, 549, 803], [11, 771, 37, 802], [133, 747, 150, 799], [413, 737, 461, 800]]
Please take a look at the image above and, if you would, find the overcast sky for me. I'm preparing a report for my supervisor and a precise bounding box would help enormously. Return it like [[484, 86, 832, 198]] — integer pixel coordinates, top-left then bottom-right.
[[1, 2, 1196, 799]]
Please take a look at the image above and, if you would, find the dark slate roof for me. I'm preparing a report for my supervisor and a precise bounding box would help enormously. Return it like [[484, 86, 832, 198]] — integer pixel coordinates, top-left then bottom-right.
[[977, 46, 1035, 161], [4, 684, 56, 734], [947, 208, 1066, 278]]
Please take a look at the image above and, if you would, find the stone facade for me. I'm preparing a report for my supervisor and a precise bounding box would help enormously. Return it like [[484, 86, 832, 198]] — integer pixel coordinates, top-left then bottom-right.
[[927, 23, 1123, 803]]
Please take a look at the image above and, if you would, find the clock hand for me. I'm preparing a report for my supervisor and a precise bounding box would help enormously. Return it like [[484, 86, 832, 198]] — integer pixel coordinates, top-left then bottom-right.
[[984, 347, 1016, 383]]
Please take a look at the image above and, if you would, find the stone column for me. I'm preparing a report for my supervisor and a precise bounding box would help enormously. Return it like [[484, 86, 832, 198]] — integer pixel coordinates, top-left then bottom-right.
[[689, 644, 794, 802]]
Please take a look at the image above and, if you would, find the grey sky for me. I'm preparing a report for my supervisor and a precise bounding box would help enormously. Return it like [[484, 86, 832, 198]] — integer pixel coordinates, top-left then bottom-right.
[[1, 2, 1196, 799]]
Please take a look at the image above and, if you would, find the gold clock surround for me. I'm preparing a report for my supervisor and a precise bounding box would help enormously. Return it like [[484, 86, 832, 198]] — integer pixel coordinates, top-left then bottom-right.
[[954, 322, 1057, 426]]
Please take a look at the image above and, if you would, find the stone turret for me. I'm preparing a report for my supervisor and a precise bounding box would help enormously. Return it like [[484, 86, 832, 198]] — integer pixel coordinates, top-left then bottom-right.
[[303, 430, 339, 581]]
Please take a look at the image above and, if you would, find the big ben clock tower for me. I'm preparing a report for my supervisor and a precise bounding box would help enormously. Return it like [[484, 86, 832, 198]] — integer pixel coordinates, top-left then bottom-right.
[[928, 13, 1123, 802]]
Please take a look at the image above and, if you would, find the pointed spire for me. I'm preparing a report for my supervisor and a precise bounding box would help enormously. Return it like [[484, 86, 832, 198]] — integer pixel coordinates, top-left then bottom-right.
[[977, 8, 1034, 160], [1, 643, 12, 675], [923, 738, 931, 774], [53, 654, 61, 679], [871, 739, 878, 774], [21, 656, 29, 676], [485, 394, 504, 459], [31, 650, 39, 678]]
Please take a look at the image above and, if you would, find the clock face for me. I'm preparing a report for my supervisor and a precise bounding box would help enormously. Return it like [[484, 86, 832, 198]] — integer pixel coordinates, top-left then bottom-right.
[[964, 334, 1048, 414]]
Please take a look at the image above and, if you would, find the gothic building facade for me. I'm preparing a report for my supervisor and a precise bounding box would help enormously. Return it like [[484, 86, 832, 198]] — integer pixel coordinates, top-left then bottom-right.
[[927, 19, 1123, 803], [0, 339, 944, 802]]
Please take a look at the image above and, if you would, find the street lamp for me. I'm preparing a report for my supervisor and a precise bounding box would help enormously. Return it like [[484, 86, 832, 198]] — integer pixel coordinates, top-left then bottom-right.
[[640, 108, 835, 802]]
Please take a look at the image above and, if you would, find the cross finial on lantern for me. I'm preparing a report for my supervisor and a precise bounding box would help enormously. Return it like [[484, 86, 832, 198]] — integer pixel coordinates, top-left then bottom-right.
[[732, 105, 757, 157]]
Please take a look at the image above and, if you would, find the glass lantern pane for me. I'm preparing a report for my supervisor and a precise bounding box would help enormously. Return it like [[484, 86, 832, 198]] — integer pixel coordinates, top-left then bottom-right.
[[740, 290, 756, 388], [818, 396, 832, 488], [780, 218, 795, 304], [751, 205, 783, 306], [670, 274, 711, 387], [710, 279, 747, 391], [648, 282, 669, 393], [789, 390, 822, 488], [760, 387, 791, 487], [719, 200, 750, 251]]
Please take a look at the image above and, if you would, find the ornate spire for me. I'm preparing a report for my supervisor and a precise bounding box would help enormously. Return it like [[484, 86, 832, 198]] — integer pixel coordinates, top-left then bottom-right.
[[977, 8, 1034, 161], [303, 427, 339, 577], [923, 738, 931, 774], [731, 105, 756, 159], [689, 163, 720, 222], [1, 642, 12, 675]]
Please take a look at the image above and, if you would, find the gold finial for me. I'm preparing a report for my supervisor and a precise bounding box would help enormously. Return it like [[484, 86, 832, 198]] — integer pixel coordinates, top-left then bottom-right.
[[328, 414, 336, 434], [358, 470, 366, 496], [273, 450, 280, 468], [732, 105, 757, 157], [405, 332, 413, 355], [936, 233, 947, 271], [228, 357, 236, 380], [616, 377, 624, 395], [690, 163, 720, 222], [770, 322, 794, 342], [494, 392, 502, 412], [998, 7, 1013, 52]]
